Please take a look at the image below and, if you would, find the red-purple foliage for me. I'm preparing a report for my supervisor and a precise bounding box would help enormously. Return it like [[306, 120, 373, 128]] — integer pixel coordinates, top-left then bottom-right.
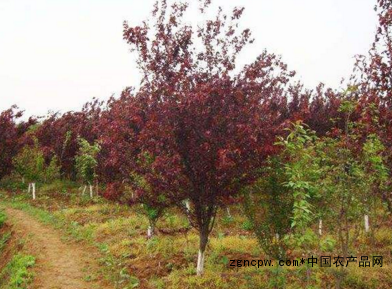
[[96, 90, 147, 184], [122, 0, 295, 274], [351, 0, 392, 161], [281, 83, 343, 136], [103, 182, 126, 201], [35, 99, 102, 179], [0, 106, 36, 180]]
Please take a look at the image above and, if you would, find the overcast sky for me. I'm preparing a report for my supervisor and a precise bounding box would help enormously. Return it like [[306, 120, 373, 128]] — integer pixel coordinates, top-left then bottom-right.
[[0, 0, 378, 118]]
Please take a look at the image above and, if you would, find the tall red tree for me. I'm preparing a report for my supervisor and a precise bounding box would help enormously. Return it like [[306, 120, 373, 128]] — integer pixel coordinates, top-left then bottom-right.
[[96, 90, 147, 184], [123, 0, 295, 274], [0, 106, 36, 181], [350, 0, 392, 210], [349, 1, 391, 150], [353, 0, 392, 124], [0, 107, 22, 180]]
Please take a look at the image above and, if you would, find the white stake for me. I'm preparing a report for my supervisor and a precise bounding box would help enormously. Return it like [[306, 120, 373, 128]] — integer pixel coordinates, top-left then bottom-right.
[[364, 214, 370, 233], [319, 219, 323, 236]]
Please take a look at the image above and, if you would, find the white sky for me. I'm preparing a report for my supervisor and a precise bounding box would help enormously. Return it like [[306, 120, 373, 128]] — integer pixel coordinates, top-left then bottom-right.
[[0, 0, 378, 118]]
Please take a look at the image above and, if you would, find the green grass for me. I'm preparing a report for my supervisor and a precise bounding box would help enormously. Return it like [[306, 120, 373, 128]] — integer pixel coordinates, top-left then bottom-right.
[[0, 206, 36, 289], [0, 208, 9, 253], [5, 202, 57, 225], [0, 209, 6, 229], [0, 232, 11, 253], [0, 254, 35, 289], [0, 199, 133, 287], [1, 184, 392, 288]]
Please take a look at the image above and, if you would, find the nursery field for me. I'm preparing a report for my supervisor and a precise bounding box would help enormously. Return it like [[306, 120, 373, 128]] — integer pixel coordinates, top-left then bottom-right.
[[0, 181, 392, 289]]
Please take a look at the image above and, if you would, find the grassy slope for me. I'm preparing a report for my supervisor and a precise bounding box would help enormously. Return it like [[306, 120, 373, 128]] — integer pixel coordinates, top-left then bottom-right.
[[0, 182, 391, 288]]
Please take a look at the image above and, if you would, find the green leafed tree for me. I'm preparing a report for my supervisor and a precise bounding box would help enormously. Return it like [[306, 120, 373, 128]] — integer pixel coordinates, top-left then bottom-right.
[[44, 155, 61, 183], [12, 138, 59, 199], [13, 139, 45, 185], [130, 151, 172, 239], [244, 122, 321, 261], [243, 157, 293, 260], [75, 138, 101, 197]]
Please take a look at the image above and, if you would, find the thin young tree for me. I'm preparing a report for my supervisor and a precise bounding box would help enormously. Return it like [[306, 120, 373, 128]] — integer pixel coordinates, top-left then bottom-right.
[[13, 138, 45, 200], [130, 151, 172, 239], [75, 138, 101, 198]]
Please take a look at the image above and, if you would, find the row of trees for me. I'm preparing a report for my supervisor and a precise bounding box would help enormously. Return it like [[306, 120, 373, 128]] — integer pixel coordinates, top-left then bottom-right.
[[1, 0, 391, 277], [246, 113, 391, 287]]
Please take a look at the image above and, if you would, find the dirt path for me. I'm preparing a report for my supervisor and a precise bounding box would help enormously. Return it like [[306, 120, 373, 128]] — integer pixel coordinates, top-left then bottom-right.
[[4, 207, 114, 289]]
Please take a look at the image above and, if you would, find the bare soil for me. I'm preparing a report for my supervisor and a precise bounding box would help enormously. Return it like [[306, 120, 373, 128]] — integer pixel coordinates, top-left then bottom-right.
[[4, 207, 114, 289]]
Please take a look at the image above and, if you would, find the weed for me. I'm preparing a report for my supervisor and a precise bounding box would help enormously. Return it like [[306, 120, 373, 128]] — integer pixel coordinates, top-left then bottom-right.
[[0, 232, 11, 252], [0, 254, 35, 289]]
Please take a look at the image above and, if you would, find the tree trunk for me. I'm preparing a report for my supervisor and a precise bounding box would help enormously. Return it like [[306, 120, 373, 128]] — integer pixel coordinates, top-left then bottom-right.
[[147, 225, 154, 238], [319, 219, 323, 236], [28, 183, 31, 194], [226, 207, 232, 218], [147, 219, 155, 239], [89, 185, 93, 198], [196, 228, 209, 276], [82, 185, 87, 195], [364, 214, 370, 233], [32, 183, 36, 200], [185, 199, 191, 211], [197, 249, 205, 276]]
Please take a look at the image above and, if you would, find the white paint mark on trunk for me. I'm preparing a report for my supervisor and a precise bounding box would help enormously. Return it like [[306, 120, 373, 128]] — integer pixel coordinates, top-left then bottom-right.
[[32, 183, 36, 200], [319, 219, 323, 236], [185, 200, 191, 211], [196, 249, 205, 276], [147, 225, 153, 238], [226, 207, 232, 218], [364, 214, 370, 232]]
